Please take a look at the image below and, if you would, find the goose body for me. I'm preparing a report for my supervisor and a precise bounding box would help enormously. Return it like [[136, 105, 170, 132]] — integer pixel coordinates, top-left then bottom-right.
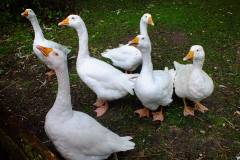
[[174, 62, 213, 101], [77, 56, 136, 100], [101, 45, 142, 72], [135, 69, 174, 110], [174, 45, 214, 116], [36, 46, 134, 160], [59, 15, 138, 117], [45, 111, 134, 160], [101, 13, 154, 72], [33, 38, 70, 68]]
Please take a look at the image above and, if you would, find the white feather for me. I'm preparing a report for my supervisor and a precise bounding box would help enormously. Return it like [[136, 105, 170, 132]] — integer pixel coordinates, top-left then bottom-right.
[[101, 45, 142, 71]]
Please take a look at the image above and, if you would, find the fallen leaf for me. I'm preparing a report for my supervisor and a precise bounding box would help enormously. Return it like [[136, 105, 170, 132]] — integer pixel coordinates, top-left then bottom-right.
[[234, 111, 240, 116], [200, 130, 206, 134]]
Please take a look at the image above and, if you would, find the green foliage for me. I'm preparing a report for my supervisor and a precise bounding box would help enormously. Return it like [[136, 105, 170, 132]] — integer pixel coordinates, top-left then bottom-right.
[[0, 0, 77, 24]]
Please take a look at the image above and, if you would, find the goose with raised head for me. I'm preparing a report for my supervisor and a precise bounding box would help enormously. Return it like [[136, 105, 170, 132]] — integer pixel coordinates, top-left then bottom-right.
[[36, 45, 135, 160], [128, 35, 175, 121], [21, 9, 70, 77], [58, 15, 138, 117], [174, 45, 214, 116], [101, 13, 154, 73]]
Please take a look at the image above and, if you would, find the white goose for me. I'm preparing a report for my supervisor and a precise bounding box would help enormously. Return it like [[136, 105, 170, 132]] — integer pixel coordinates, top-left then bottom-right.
[[101, 13, 154, 73], [128, 35, 175, 121], [58, 15, 138, 117], [21, 9, 70, 77], [174, 45, 214, 116], [36, 45, 135, 160]]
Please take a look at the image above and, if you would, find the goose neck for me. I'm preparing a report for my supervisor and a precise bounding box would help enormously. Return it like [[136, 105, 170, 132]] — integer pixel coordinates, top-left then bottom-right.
[[76, 24, 90, 61], [193, 58, 204, 69], [29, 16, 44, 40], [51, 63, 73, 118], [140, 20, 148, 37], [140, 47, 153, 77]]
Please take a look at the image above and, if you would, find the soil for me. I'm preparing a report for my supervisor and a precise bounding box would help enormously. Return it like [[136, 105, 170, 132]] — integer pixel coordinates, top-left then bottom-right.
[[0, 4, 240, 158]]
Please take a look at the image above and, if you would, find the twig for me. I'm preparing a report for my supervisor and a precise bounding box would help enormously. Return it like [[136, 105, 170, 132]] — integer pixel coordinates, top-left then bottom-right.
[[223, 117, 235, 129], [0, 82, 15, 93], [113, 153, 118, 160], [38, 79, 47, 89], [15, 114, 28, 120]]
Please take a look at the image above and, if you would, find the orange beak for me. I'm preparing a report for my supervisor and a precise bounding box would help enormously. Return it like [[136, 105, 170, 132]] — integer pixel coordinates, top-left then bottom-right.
[[148, 16, 154, 26], [36, 45, 53, 57], [129, 37, 139, 46], [58, 18, 69, 26], [21, 9, 29, 17], [183, 51, 194, 61]]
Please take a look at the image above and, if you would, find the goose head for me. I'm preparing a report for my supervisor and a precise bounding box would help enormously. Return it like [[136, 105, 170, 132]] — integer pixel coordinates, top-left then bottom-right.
[[141, 13, 154, 26], [36, 45, 67, 70], [129, 35, 151, 52], [21, 9, 36, 19], [183, 45, 205, 62], [58, 15, 83, 29]]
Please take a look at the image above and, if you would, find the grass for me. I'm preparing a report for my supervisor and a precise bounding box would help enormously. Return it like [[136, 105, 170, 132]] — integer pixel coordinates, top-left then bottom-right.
[[0, 0, 240, 159]]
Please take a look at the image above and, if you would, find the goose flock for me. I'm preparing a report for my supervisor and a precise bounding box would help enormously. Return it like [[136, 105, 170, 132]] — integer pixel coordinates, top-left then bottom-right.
[[21, 9, 214, 160]]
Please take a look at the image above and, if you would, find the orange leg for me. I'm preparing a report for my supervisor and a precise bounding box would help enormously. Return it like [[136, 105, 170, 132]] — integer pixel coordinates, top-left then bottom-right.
[[46, 69, 55, 79], [183, 98, 194, 117], [134, 107, 150, 118], [194, 101, 209, 113], [93, 99, 105, 107], [152, 107, 164, 122], [94, 100, 109, 117]]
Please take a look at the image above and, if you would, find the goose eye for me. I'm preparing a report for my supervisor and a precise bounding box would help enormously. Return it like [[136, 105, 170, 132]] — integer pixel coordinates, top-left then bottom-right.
[[145, 15, 147, 18], [196, 49, 200, 52], [141, 37, 144, 40], [72, 17, 75, 20], [54, 52, 59, 56]]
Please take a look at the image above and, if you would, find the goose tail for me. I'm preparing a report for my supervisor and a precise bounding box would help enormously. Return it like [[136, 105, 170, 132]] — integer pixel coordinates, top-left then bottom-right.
[[58, 44, 71, 55], [173, 61, 184, 70], [120, 73, 139, 95], [101, 49, 111, 58], [164, 67, 176, 82], [118, 136, 135, 151]]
